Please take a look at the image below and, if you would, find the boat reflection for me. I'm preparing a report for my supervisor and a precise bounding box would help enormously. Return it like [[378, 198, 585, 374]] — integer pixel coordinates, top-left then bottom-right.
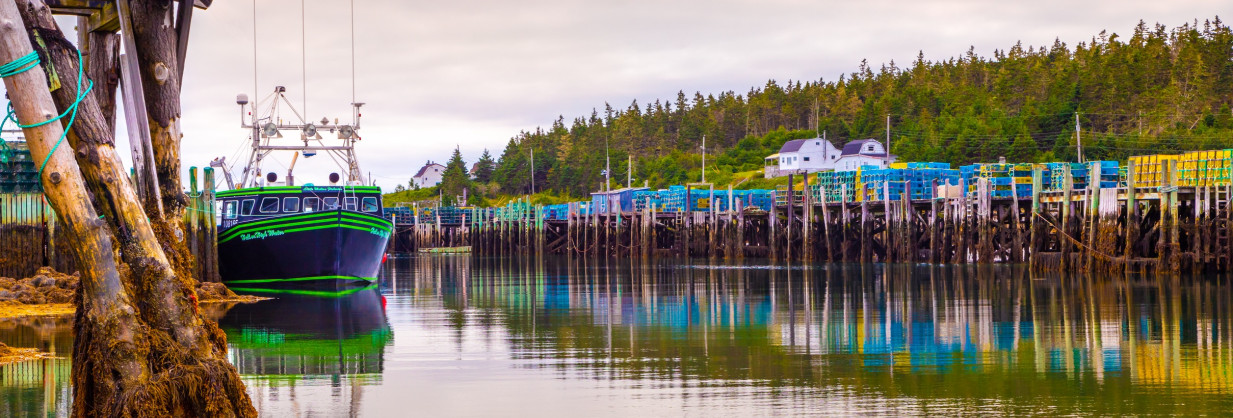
[[216, 288, 392, 415]]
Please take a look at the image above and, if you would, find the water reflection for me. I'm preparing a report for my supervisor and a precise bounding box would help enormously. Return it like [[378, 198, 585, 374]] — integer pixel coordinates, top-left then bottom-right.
[[217, 289, 392, 416], [389, 257, 1233, 415], [0, 315, 71, 417], [2, 258, 1233, 415]]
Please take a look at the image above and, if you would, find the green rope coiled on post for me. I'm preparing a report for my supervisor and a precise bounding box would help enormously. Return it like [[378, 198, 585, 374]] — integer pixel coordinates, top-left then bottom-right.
[[0, 49, 95, 178]]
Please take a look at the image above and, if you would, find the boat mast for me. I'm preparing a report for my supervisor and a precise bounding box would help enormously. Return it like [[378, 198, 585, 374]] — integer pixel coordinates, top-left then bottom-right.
[[235, 86, 365, 189]]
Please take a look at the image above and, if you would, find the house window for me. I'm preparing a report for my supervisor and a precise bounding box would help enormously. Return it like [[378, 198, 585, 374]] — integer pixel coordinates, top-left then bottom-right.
[[867, 145, 875, 152], [282, 197, 300, 212], [831, 155, 836, 160], [240, 199, 256, 216], [259, 197, 280, 213], [815, 141, 820, 145], [804, 157, 810, 161], [222, 201, 238, 219], [303, 197, 319, 212]]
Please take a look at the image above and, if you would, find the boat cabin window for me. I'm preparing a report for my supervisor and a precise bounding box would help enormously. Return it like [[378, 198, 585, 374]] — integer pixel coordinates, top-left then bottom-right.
[[259, 197, 280, 214], [345, 197, 358, 211], [282, 197, 300, 212], [240, 199, 256, 216], [361, 197, 378, 212], [303, 197, 319, 212], [323, 197, 340, 210], [222, 201, 238, 219]]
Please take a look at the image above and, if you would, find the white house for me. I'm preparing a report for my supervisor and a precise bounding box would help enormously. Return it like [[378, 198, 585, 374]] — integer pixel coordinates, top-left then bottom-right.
[[833, 138, 895, 170], [764, 137, 895, 177], [412, 161, 445, 188]]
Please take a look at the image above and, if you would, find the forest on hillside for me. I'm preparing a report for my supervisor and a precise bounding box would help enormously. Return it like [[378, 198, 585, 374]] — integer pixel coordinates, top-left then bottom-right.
[[418, 18, 1233, 203]]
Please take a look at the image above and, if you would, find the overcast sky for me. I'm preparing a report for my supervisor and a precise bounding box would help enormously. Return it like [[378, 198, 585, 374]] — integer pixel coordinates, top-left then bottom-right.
[[18, 1, 1233, 190]]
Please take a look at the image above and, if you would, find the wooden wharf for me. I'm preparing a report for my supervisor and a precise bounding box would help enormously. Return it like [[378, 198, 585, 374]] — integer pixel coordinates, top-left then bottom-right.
[[396, 164, 1233, 274]]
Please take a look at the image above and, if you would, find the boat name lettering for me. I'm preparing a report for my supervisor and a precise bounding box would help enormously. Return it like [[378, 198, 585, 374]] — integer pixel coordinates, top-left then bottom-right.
[[303, 186, 344, 192], [240, 229, 285, 241], [369, 227, 390, 238]]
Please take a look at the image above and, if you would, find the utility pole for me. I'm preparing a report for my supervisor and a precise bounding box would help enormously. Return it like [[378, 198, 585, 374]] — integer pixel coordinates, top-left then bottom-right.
[[627, 154, 632, 188], [701, 134, 706, 183], [1075, 112, 1083, 163], [605, 134, 611, 191], [885, 114, 891, 167]]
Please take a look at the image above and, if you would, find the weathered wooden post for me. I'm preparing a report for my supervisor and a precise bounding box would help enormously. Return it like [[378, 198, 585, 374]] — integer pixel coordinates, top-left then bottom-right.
[[882, 180, 892, 262], [820, 183, 832, 262], [1061, 165, 1073, 271], [1029, 167, 1042, 267], [841, 183, 850, 261], [1167, 160, 1181, 271]]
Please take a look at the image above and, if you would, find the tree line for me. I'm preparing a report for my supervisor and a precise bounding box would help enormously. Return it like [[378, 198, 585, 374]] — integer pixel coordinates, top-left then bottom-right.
[[424, 17, 1233, 203]]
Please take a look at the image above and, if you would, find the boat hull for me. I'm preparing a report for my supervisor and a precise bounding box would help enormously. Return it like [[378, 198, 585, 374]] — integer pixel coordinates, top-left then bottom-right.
[[218, 210, 391, 292]]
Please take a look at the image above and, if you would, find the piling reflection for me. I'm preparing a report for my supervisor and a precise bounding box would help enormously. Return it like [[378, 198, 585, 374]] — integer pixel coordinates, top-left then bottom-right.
[[397, 257, 1233, 414], [216, 289, 392, 416], [0, 315, 71, 417]]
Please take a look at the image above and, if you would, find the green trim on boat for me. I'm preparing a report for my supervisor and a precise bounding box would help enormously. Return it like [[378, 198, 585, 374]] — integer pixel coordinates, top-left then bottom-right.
[[223, 211, 337, 231], [224, 275, 378, 284], [226, 283, 378, 297], [219, 223, 340, 243], [220, 217, 339, 241], [339, 217, 392, 231]]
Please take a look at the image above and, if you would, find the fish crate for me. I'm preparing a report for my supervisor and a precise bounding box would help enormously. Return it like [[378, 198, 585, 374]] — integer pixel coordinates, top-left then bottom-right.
[[816, 170, 860, 202], [631, 190, 661, 212], [0, 142, 40, 193], [907, 162, 951, 169], [1178, 149, 1232, 187], [860, 167, 959, 201], [543, 204, 570, 221], [1128, 154, 1179, 188]]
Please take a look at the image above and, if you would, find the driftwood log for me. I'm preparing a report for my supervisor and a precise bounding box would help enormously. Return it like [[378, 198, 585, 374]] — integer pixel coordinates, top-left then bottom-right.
[[3, 0, 255, 416]]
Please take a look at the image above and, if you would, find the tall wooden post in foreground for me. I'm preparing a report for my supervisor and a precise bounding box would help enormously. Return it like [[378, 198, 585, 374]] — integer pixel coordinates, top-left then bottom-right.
[[2, 0, 255, 415]]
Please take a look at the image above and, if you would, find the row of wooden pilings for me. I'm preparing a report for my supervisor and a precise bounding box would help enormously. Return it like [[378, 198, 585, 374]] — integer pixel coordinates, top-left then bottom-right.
[[1, 166, 219, 280], [395, 161, 1231, 274]]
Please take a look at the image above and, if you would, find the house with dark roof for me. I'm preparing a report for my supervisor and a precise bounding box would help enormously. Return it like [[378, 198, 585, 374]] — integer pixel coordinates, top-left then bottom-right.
[[834, 138, 894, 170], [763, 136, 894, 177], [412, 161, 445, 188]]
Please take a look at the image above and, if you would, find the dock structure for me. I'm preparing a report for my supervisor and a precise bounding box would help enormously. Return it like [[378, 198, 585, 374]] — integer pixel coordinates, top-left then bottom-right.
[[395, 161, 1233, 274]]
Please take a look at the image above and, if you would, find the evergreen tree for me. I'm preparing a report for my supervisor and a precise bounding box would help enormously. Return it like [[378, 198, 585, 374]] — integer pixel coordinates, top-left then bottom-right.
[[440, 147, 471, 205], [473, 149, 496, 183]]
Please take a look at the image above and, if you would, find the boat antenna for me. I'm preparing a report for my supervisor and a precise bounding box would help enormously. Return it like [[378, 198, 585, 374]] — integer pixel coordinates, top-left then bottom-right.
[[301, 0, 307, 120], [252, 0, 258, 125], [350, 0, 356, 106]]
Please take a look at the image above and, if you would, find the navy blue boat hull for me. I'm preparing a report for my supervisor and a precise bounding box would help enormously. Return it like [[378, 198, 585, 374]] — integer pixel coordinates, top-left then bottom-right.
[[218, 210, 390, 292]]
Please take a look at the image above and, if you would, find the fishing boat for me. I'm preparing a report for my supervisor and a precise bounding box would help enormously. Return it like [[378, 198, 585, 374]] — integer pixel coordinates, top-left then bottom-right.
[[212, 87, 390, 292]]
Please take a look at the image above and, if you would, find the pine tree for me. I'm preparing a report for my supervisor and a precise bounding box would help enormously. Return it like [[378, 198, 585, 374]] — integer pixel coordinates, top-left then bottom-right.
[[473, 149, 496, 183], [440, 147, 471, 205]]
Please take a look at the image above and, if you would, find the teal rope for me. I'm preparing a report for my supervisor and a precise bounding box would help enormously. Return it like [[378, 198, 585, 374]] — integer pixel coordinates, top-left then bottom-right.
[[0, 49, 94, 178]]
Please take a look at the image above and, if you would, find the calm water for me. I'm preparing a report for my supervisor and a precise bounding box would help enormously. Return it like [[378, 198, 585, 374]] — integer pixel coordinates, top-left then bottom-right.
[[3, 256, 1233, 416]]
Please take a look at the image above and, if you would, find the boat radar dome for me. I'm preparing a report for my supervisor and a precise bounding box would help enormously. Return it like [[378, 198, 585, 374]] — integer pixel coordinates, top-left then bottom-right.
[[236, 94, 248, 105], [329, 173, 341, 184]]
